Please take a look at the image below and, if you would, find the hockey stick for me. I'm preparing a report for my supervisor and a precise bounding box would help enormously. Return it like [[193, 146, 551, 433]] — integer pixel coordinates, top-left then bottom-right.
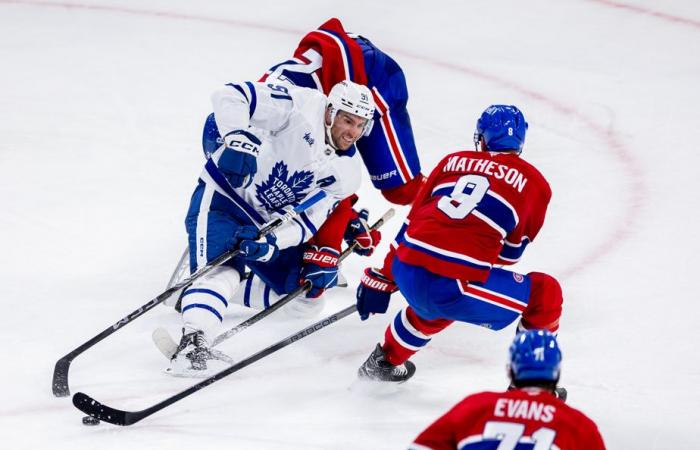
[[152, 208, 395, 358], [166, 247, 190, 290], [52, 190, 327, 397], [73, 304, 358, 425]]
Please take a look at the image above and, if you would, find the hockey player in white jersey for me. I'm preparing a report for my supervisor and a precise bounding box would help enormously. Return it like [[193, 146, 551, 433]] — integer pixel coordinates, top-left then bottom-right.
[[169, 80, 376, 376]]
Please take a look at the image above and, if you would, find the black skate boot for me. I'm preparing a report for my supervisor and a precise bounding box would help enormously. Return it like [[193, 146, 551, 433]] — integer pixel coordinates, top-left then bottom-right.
[[358, 344, 416, 383], [168, 329, 233, 376]]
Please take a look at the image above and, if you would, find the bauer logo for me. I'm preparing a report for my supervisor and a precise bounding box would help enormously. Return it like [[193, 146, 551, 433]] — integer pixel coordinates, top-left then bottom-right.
[[513, 273, 524, 283], [370, 170, 397, 181]]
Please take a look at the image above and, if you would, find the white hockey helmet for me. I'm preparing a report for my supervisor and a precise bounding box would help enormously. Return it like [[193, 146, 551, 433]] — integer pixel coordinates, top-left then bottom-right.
[[326, 80, 376, 137]]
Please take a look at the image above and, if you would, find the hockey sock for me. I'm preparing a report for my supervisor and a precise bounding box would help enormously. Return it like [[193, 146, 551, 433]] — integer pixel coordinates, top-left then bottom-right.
[[382, 307, 452, 365]]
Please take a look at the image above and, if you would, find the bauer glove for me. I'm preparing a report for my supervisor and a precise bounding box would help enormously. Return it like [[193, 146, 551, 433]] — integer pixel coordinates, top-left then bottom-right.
[[356, 267, 398, 321], [343, 208, 382, 256], [300, 246, 340, 298], [218, 129, 261, 188]]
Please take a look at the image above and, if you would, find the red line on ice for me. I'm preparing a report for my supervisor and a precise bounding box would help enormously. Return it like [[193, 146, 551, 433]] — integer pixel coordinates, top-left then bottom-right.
[[586, 0, 700, 30]]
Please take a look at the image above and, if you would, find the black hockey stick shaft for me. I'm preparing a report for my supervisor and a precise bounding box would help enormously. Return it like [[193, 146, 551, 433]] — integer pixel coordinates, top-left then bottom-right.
[[73, 303, 358, 425], [211, 208, 394, 346], [52, 191, 327, 397]]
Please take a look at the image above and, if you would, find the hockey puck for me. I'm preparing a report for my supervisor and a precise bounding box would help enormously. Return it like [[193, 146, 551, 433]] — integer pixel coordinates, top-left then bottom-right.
[[82, 415, 100, 426]]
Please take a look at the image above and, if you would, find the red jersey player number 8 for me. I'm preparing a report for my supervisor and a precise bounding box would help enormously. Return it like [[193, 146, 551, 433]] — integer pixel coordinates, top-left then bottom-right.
[[481, 421, 556, 449], [437, 174, 490, 220]]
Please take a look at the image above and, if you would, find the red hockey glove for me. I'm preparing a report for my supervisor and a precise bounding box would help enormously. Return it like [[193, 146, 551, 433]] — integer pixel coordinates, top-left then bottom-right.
[[344, 209, 382, 256], [356, 267, 398, 321]]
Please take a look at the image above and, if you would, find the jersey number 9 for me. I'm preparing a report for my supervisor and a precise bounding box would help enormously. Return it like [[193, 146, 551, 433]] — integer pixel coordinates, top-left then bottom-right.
[[437, 174, 489, 220]]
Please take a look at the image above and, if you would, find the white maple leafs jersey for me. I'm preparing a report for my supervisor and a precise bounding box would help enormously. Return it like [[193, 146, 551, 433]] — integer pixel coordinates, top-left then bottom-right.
[[199, 81, 362, 249]]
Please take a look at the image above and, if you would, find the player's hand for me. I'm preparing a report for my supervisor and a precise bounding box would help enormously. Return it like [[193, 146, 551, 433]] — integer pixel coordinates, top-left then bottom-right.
[[236, 226, 279, 262], [356, 267, 397, 320], [300, 246, 340, 298], [344, 209, 382, 256], [218, 129, 261, 188]]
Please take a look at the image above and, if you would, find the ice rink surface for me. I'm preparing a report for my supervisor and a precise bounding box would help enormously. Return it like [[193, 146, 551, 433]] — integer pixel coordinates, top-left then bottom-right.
[[1, 0, 699, 448]]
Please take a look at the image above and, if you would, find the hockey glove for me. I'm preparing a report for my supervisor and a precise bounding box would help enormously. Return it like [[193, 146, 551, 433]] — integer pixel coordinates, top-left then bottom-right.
[[344, 209, 382, 256], [356, 267, 398, 321], [218, 129, 261, 188], [236, 226, 279, 263], [300, 246, 340, 298]]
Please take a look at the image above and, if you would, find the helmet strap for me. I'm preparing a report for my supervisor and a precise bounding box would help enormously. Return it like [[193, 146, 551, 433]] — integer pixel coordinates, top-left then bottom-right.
[[325, 107, 340, 150]]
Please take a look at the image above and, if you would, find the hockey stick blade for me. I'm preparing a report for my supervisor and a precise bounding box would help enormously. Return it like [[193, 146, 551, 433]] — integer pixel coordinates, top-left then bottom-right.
[[74, 304, 357, 425], [73, 392, 134, 426], [151, 207, 395, 358], [152, 328, 179, 359], [52, 193, 327, 397]]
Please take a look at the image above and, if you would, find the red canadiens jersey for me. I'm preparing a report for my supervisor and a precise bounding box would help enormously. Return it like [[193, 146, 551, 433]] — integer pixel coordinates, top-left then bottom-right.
[[260, 18, 368, 93], [410, 389, 606, 450], [395, 151, 551, 282]]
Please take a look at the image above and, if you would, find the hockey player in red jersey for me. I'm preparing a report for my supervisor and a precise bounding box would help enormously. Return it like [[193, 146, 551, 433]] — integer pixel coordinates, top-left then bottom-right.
[[409, 330, 606, 450], [257, 18, 425, 205], [355, 105, 563, 383]]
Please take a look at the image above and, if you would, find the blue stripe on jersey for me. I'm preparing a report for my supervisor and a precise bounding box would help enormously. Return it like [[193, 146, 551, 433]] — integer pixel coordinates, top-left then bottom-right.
[[243, 275, 254, 308], [182, 288, 229, 307], [402, 237, 491, 270], [292, 217, 306, 245], [430, 188, 517, 235], [321, 29, 355, 81], [245, 82, 257, 117], [299, 211, 317, 235], [474, 194, 517, 235], [393, 313, 431, 348], [204, 159, 265, 224], [499, 237, 530, 261], [278, 70, 318, 89], [182, 303, 223, 322], [392, 220, 409, 247], [263, 284, 271, 309], [432, 186, 453, 198], [459, 439, 501, 450], [226, 83, 249, 103]]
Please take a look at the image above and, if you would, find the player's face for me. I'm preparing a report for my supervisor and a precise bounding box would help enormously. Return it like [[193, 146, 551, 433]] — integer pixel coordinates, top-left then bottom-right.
[[329, 110, 368, 150]]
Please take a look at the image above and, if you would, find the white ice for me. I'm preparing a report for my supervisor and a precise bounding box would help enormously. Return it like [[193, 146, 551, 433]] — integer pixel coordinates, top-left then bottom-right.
[[1, 0, 699, 448]]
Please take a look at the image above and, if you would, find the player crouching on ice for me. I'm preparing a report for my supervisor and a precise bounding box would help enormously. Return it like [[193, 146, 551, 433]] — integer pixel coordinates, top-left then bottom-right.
[[169, 79, 379, 376], [354, 105, 564, 386]]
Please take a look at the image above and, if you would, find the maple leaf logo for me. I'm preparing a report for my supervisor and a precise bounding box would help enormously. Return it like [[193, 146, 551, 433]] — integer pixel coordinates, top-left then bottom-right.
[[255, 161, 314, 211]]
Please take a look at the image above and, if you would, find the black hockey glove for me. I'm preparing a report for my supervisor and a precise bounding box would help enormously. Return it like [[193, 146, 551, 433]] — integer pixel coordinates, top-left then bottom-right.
[[356, 267, 398, 320]]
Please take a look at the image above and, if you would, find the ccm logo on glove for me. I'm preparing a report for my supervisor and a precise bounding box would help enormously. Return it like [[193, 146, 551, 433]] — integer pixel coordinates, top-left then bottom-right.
[[227, 138, 259, 155]]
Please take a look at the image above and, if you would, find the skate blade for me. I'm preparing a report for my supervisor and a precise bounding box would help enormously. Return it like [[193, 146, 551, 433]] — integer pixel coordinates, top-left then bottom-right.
[[164, 357, 233, 378]]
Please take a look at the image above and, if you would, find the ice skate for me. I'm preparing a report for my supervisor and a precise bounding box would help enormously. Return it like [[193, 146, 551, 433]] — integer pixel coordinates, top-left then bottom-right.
[[358, 344, 416, 383], [166, 329, 233, 377]]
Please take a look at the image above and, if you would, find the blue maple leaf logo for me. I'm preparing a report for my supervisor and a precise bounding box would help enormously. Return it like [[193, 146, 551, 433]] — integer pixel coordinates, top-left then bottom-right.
[[255, 161, 314, 211]]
